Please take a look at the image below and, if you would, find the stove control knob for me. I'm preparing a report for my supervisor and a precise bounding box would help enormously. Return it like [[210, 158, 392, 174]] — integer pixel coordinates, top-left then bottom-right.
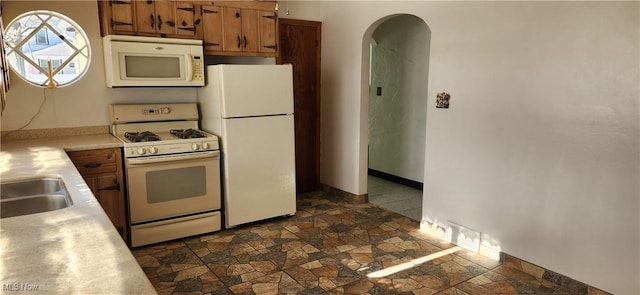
[[149, 147, 159, 154], [191, 143, 200, 151], [202, 142, 210, 149], [137, 147, 147, 155]]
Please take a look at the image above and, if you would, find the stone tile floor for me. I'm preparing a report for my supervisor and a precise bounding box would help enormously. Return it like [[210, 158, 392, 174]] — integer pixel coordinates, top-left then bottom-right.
[[132, 191, 598, 295], [368, 176, 422, 221]]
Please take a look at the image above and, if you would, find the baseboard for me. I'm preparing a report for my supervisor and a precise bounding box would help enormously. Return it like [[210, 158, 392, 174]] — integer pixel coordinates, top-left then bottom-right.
[[420, 218, 611, 295], [368, 168, 423, 190], [501, 253, 611, 295]]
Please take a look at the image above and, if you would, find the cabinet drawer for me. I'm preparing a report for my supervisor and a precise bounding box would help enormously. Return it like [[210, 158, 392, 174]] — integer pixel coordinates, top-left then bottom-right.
[[68, 149, 119, 175]]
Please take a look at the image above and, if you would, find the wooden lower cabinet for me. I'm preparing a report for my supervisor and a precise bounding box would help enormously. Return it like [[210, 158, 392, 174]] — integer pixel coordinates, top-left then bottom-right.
[[67, 148, 128, 244]]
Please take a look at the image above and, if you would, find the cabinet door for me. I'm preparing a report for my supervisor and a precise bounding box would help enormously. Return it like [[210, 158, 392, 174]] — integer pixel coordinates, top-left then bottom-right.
[[221, 7, 242, 52], [175, 2, 196, 37], [201, 5, 223, 51], [154, 0, 177, 35], [89, 175, 128, 243], [240, 9, 259, 52], [134, 0, 156, 34], [110, 0, 135, 33], [258, 10, 277, 53]]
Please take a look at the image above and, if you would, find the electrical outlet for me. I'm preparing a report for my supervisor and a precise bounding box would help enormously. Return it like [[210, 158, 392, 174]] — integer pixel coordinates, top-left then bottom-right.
[[376, 87, 382, 96]]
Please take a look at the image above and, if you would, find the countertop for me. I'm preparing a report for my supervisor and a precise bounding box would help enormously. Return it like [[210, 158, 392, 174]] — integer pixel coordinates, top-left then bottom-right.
[[0, 134, 157, 294]]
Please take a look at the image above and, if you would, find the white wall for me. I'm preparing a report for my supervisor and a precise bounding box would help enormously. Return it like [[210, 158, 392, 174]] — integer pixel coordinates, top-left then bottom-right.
[[369, 15, 428, 183], [285, 1, 639, 294], [1, 1, 198, 131]]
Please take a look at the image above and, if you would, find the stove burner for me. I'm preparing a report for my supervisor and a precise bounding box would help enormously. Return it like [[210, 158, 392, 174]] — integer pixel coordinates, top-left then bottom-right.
[[124, 131, 160, 142], [170, 128, 207, 139]]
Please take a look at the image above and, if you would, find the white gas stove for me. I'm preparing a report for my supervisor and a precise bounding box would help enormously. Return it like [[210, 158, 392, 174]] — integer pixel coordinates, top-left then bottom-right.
[[110, 103, 222, 247]]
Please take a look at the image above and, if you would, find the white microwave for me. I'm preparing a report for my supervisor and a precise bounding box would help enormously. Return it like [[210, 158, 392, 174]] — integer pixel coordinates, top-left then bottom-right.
[[102, 35, 204, 87]]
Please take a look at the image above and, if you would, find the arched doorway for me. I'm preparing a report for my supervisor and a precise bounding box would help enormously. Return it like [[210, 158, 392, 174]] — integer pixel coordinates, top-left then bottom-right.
[[362, 14, 431, 220]]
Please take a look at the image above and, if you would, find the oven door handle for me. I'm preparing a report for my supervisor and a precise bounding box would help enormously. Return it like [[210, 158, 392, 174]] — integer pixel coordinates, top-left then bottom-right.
[[126, 151, 219, 166]]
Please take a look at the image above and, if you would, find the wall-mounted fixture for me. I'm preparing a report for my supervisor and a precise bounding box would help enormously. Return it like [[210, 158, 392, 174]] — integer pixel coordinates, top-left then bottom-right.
[[436, 92, 450, 108]]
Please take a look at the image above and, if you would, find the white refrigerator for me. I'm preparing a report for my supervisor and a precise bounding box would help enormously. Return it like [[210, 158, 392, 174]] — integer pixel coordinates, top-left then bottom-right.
[[197, 64, 296, 228]]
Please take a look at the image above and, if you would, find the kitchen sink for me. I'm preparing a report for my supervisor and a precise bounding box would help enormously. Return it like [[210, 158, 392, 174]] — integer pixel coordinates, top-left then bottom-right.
[[1, 177, 73, 218]]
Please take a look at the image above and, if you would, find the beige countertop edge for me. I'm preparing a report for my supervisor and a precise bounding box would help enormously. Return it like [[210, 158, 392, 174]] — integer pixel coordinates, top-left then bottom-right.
[[0, 134, 157, 294]]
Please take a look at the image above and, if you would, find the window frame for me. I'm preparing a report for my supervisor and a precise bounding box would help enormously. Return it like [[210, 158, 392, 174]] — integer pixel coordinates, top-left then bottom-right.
[[3, 10, 91, 88]]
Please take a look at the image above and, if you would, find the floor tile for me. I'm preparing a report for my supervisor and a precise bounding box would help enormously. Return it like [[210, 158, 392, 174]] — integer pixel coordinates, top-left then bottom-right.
[[131, 190, 597, 295]]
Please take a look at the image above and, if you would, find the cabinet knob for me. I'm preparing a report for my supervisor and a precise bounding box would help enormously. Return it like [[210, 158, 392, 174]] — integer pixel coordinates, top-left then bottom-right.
[[235, 12, 240, 18]]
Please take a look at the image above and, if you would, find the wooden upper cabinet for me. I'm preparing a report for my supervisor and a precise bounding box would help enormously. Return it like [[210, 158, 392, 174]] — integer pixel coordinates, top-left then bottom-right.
[[175, 2, 197, 36], [221, 7, 242, 52], [220, 7, 259, 53], [258, 10, 278, 53], [98, 0, 135, 35], [202, 1, 279, 56], [240, 9, 259, 52], [97, 0, 278, 56], [200, 5, 223, 51], [134, 0, 178, 36]]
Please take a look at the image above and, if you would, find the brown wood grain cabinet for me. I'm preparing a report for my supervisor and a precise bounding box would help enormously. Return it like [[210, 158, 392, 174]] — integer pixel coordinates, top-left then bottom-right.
[[203, 1, 278, 56], [67, 148, 128, 244], [134, 0, 197, 37], [98, 0, 136, 35], [200, 4, 223, 52], [97, 0, 278, 57], [99, 0, 197, 38]]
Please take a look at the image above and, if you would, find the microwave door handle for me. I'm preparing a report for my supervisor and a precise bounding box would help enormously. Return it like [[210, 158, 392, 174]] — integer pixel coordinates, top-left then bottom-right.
[[185, 54, 193, 82]]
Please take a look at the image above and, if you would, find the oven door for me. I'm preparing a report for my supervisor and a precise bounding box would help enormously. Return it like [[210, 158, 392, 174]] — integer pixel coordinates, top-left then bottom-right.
[[126, 151, 220, 224]]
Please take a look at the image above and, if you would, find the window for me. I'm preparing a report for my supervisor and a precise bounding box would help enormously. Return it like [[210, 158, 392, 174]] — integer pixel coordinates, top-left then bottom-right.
[[3, 10, 91, 88], [35, 28, 49, 45]]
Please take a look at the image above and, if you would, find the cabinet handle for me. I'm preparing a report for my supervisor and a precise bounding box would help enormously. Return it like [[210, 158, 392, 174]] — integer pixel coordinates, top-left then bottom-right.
[[98, 183, 120, 192], [205, 42, 220, 47], [106, 153, 114, 160], [157, 15, 162, 29], [180, 27, 196, 32], [166, 20, 176, 27], [150, 14, 155, 29], [237, 36, 241, 48], [264, 44, 278, 50], [83, 163, 102, 169], [146, 0, 152, 4], [109, 0, 132, 5], [177, 6, 195, 13], [111, 19, 133, 27], [262, 14, 276, 20], [235, 12, 241, 18], [202, 8, 218, 14], [243, 36, 248, 48]]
